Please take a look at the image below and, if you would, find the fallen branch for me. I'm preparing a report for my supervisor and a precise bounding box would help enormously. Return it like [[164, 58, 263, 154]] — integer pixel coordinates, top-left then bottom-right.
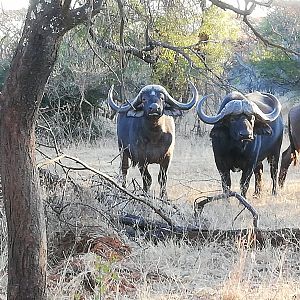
[[194, 191, 259, 228], [120, 213, 300, 249], [38, 153, 175, 226]]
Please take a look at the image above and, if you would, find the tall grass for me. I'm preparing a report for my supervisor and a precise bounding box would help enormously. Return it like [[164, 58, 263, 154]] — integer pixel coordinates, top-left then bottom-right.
[[1, 103, 300, 299], [39, 131, 300, 299]]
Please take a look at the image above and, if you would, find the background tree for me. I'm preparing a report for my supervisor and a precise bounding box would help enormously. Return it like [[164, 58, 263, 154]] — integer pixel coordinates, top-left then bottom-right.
[[249, 0, 300, 90]]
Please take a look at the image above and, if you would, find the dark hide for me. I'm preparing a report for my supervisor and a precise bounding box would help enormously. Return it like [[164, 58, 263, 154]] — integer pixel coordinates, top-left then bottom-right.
[[278, 105, 300, 187], [210, 92, 283, 197], [116, 89, 183, 198]]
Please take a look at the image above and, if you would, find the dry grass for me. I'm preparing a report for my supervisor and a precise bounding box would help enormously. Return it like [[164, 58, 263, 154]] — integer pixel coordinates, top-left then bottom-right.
[[1, 128, 300, 299], [42, 131, 300, 300]]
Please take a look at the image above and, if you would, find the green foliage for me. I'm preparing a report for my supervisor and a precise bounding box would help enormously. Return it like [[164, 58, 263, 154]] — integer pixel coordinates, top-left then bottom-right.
[[152, 4, 241, 94], [249, 1, 300, 86], [93, 257, 119, 298], [200, 6, 240, 73], [250, 47, 300, 84]]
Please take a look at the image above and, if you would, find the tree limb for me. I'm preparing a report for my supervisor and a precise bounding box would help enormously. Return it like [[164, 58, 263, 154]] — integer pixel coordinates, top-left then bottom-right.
[[195, 191, 259, 228], [63, 0, 104, 32], [209, 1, 299, 57], [89, 27, 158, 64], [120, 213, 300, 249], [209, 0, 256, 15], [89, 27, 234, 91], [243, 16, 300, 57], [61, 0, 72, 13], [39, 153, 175, 226]]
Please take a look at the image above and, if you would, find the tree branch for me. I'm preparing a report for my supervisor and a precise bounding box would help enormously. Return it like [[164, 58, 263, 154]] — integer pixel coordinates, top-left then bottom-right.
[[209, 0, 256, 15], [61, 0, 72, 13], [89, 26, 235, 91], [243, 16, 300, 57], [209, 1, 299, 58], [63, 0, 104, 32], [38, 153, 175, 226], [89, 27, 158, 64]]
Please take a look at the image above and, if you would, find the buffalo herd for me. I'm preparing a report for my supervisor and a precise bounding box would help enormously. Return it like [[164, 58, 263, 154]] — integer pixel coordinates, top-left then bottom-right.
[[108, 84, 299, 198]]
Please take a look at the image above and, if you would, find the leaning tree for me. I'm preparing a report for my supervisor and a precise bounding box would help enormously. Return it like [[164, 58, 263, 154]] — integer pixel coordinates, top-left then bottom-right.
[[0, 1, 103, 299]]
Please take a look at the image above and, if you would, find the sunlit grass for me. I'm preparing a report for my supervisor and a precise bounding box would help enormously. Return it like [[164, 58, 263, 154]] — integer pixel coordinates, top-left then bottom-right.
[[44, 133, 300, 299], [3, 130, 300, 299]]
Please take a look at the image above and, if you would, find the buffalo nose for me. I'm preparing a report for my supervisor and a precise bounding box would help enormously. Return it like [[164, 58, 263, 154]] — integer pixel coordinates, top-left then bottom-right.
[[149, 103, 160, 112], [239, 131, 252, 140]]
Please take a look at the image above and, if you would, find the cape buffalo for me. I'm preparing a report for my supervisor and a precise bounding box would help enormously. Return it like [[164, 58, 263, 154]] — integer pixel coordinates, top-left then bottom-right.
[[196, 91, 283, 197], [108, 83, 198, 198], [278, 104, 300, 187]]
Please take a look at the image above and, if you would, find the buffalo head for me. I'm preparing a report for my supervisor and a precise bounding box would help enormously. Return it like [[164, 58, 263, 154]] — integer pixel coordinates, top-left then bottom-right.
[[196, 91, 281, 142], [108, 82, 198, 118]]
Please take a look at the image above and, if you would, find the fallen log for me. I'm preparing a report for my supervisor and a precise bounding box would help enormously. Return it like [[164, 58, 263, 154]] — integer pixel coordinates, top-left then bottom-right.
[[120, 213, 300, 248]]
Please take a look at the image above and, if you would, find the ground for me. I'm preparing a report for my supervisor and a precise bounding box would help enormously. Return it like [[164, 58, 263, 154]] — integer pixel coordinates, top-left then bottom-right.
[[0, 123, 298, 299], [33, 131, 300, 299]]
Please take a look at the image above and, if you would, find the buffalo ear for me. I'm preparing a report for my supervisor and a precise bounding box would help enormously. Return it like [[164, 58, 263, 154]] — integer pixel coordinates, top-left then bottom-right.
[[164, 108, 183, 117], [254, 122, 272, 135], [126, 109, 144, 118], [164, 104, 183, 117]]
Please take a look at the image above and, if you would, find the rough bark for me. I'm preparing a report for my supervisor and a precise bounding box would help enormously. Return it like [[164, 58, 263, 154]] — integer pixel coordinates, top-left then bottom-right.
[[0, 9, 60, 300], [0, 1, 103, 299]]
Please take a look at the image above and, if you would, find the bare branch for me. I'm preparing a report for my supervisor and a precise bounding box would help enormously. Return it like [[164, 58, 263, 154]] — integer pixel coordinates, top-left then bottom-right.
[[39, 153, 175, 226], [63, 0, 104, 32], [209, 1, 299, 57], [89, 27, 158, 64], [89, 26, 234, 91], [86, 38, 122, 84], [195, 191, 259, 228], [209, 0, 256, 15], [243, 16, 300, 57], [251, 0, 273, 6], [61, 0, 72, 13]]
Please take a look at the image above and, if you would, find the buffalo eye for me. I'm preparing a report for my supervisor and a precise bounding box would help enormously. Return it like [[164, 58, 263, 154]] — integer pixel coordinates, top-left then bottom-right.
[[246, 115, 255, 125]]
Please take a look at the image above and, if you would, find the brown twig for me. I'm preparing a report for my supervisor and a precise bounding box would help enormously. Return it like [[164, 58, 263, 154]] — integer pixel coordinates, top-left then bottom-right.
[[194, 191, 259, 228], [243, 16, 300, 57], [38, 153, 174, 226]]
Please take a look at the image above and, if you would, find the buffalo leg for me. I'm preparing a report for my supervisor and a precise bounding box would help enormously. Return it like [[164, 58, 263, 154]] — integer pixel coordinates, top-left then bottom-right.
[[269, 156, 278, 195], [158, 158, 170, 199], [240, 169, 253, 197], [268, 143, 282, 195], [220, 170, 231, 194], [120, 152, 129, 188], [278, 146, 293, 188], [139, 164, 152, 193], [253, 162, 263, 196]]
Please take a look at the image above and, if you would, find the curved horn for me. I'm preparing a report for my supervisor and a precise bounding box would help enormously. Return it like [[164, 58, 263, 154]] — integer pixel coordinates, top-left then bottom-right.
[[165, 81, 198, 110], [196, 94, 224, 124], [196, 95, 252, 124], [197, 92, 282, 125], [107, 85, 141, 113], [252, 92, 282, 122]]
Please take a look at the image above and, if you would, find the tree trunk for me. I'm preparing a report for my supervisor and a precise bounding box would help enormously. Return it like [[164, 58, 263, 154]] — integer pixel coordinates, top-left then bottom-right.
[[0, 116, 47, 299], [0, 1, 102, 298], [0, 9, 62, 298]]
